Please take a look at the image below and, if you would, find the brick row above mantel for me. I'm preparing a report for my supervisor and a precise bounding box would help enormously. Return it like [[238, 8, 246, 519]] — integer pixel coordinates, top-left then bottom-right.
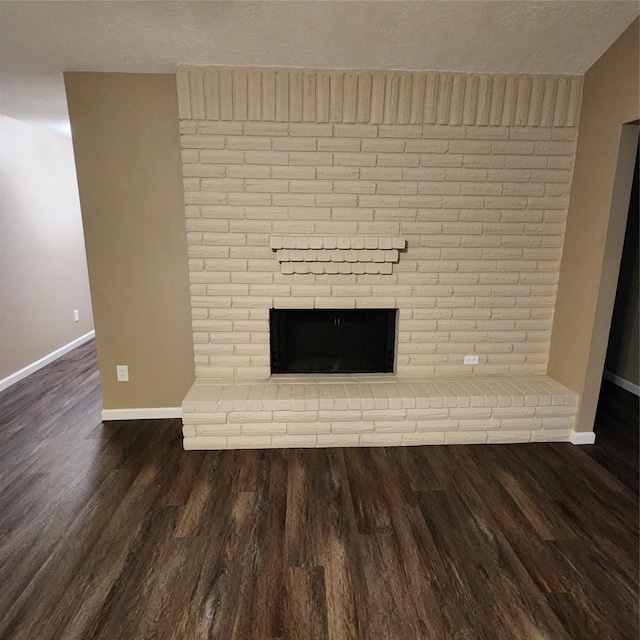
[[177, 66, 582, 128], [269, 236, 406, 250]]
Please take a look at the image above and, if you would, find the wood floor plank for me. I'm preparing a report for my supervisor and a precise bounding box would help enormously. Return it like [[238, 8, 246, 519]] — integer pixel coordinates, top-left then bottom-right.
[[344, 448, 393, 534], [285, 565, 328, 640], [0, 340, 637, 639], [365, 448, 448, 639]]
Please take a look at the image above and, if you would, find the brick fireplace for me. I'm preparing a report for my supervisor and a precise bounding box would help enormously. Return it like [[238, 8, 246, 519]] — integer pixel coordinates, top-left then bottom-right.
[[177, 66, 580, 449]]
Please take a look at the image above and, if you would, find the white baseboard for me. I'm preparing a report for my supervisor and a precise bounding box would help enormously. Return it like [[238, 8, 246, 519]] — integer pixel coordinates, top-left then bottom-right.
[[0, 331, 96, 393], [570, 431, 596, 445], [603, 370, 640, 397], [101, 407, 183, 421]]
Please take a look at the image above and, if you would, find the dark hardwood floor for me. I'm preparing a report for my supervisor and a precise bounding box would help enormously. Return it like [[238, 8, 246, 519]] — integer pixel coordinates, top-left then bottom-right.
[[1, 341, 638, 640]]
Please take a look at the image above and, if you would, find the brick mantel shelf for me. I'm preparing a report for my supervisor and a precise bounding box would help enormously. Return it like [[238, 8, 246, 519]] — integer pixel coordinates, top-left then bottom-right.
[[270, 236, 406, 275]]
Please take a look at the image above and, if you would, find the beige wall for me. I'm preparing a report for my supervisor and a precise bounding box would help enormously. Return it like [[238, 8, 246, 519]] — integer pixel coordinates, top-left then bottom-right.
[[549, 19, 639, 430], [65, 73, 194, 409], [0, 114, 94, 380]]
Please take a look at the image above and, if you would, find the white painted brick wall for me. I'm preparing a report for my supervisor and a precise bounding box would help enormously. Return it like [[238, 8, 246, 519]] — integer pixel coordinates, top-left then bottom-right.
[[176, 66, 583, 450], [179, 119, 576, 379]]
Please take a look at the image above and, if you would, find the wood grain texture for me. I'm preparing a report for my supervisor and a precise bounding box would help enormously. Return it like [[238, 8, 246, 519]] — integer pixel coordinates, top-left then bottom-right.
[[177, 66, 582, 127], [0, 341, 637, 639]]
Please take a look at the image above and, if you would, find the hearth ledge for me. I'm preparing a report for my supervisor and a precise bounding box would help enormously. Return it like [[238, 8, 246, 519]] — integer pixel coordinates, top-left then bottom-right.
[[181, 375, 578, 449]]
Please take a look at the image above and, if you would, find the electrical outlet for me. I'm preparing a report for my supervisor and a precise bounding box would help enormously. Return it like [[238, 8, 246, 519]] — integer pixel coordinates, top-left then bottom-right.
[[73, 309, 79, 322], [116, 365, 129, 382], [464, 355, 479, 365]]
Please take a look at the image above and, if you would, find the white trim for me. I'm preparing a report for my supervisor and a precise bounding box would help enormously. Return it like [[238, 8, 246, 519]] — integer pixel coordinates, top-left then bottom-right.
[[570, 431, 596, 445], [0, 331, 96, 393], [603, 370, 640, 397], [101, 407, 183, 421]]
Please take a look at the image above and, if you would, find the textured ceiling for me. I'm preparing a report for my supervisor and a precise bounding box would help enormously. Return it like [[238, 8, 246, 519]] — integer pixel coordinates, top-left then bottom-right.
[[0, 1, 638, 134]]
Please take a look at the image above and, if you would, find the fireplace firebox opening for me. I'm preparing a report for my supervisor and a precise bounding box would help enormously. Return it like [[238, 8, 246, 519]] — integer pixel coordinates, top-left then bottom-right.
[[270, 308, 397, 374]]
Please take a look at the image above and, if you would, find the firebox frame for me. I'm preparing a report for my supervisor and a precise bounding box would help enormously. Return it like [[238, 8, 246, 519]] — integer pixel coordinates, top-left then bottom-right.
[[269, 308, 397, 375]]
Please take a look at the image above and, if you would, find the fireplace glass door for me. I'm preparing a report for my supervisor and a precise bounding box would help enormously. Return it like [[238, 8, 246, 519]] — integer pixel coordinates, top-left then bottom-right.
[[270, 308, 396, 374]]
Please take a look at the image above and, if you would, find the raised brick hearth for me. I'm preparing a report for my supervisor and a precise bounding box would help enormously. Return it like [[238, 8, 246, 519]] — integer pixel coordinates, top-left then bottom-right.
[[178, 66, 582, 449], [182, 375, 578, 449]]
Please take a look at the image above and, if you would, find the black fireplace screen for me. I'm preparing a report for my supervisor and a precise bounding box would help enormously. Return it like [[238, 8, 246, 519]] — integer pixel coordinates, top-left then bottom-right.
[[270, 308, 396, 374]]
